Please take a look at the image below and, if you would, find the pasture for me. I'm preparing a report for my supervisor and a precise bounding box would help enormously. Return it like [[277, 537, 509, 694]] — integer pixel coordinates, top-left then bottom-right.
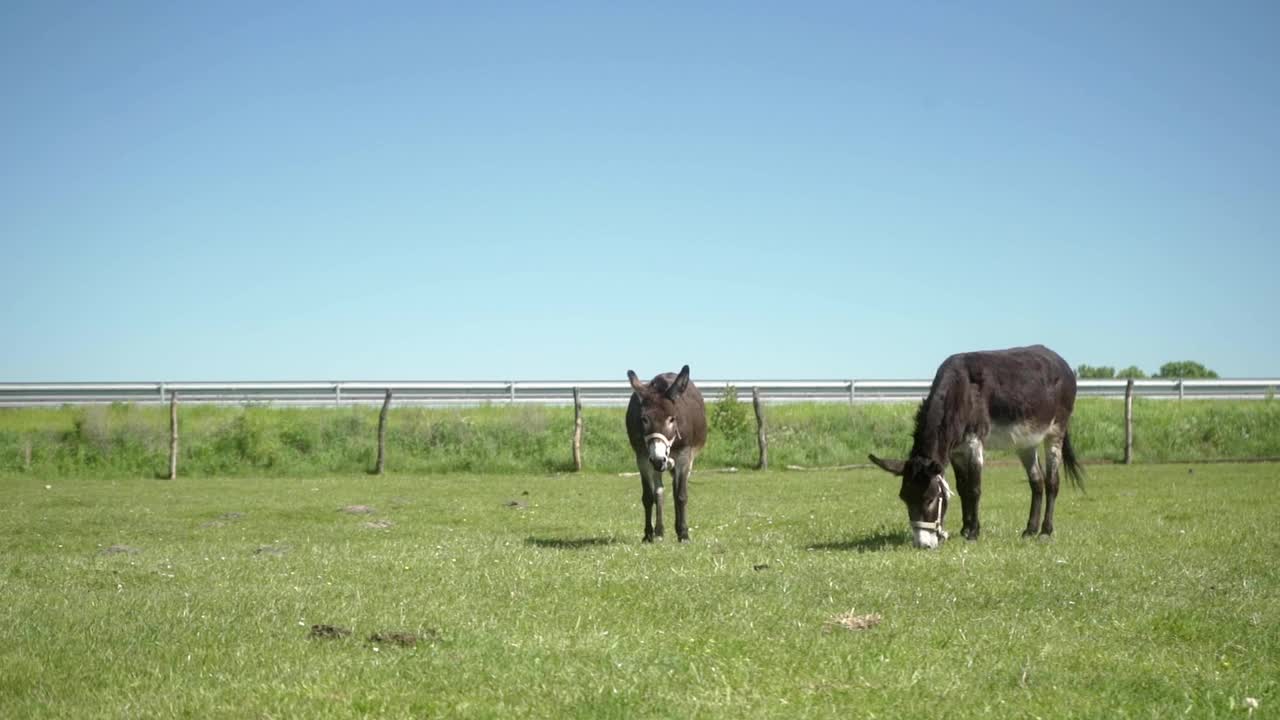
[[2, 463, 1277, 718]]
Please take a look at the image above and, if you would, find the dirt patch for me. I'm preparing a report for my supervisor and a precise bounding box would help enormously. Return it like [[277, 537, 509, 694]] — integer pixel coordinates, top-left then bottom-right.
[[824, 610, 882, 633], [201, 512, 246, 528], [362, 520, 395, 530], [525, 536, 615, 549], [254, 544, 290, 556], [309, 624, 351, 640], [99, 544, 141, 556], [369, 628, 439, 647], [340, 505, 375, 515]]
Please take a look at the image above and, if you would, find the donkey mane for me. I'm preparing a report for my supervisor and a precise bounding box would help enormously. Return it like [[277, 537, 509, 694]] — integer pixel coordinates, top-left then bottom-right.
[[645, 374, 674, 396], [909, 365, 972, 465]]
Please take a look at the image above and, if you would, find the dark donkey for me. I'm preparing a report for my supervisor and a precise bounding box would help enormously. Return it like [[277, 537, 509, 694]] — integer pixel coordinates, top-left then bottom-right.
[[625, 365, 708, 542], [869, 345, 1084, 548]]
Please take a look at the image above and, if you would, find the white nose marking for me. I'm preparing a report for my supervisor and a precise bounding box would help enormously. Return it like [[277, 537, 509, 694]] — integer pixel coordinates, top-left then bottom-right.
[[913, 528, 939, 549], [646, 432, 674, 469]]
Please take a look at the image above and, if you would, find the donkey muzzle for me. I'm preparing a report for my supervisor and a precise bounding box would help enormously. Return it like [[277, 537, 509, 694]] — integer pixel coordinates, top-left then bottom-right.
[[650, 456, 675, 472], [646, 432, 676, 473], [910, 521, 948, 549]]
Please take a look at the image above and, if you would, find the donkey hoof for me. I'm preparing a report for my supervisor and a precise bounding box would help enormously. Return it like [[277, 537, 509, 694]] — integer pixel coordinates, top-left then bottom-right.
[[1038, 530, 1055, 541], [963, 528, 980, 541], [677, 534, 690, 543], [642, 533, 655, 543]]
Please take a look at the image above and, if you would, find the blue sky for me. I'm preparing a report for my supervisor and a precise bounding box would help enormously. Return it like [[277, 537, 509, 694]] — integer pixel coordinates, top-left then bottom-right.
[[3, 1, 1277, 381]]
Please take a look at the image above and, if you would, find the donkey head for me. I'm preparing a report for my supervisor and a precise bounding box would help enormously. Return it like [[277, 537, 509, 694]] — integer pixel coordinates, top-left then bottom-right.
[[627, 365, 691, 472], [868, 454, 952, 549]]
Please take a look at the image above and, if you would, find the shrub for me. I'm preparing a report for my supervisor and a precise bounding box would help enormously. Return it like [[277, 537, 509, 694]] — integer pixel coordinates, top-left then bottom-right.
[[710, 386, 749, 436]]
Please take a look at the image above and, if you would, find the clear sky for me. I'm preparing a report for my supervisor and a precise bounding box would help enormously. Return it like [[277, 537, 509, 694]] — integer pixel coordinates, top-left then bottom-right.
[[3, 1, 1277, 381]]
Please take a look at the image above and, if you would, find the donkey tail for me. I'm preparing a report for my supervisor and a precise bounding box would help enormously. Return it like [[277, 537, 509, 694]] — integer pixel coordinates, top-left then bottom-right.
[[1062, 429, 1085, 492]]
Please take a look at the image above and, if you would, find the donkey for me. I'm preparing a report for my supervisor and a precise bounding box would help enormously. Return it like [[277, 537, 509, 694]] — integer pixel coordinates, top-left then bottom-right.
[[868, 345, 1083, 549], [625, 365, 708, 542]]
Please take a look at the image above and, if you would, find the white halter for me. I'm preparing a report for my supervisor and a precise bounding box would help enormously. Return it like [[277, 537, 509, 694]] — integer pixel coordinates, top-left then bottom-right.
[[645, 425, 682, 472], [910, 475, 954, 539]]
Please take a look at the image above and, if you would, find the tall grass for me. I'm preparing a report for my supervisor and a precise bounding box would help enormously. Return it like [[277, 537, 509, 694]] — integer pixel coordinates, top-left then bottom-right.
[[1, 398, 1278, 479]]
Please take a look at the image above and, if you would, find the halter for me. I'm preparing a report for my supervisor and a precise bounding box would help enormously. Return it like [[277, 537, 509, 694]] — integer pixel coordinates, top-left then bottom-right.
[[644, 425, 682, 472], [910, 475, 954, 539]]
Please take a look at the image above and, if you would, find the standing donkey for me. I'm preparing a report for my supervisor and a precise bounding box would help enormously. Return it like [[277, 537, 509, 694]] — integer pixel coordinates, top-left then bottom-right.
[[868, 345, 1084, 548], [625, 365, 708, 542]]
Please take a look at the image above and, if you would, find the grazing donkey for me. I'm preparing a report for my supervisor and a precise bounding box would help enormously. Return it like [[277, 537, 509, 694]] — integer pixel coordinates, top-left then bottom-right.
[[869, 345, 1083, 548], [625, 365, 708, 542]]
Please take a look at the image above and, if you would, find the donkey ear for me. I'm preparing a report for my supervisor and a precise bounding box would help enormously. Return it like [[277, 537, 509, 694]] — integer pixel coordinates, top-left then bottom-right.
[[868, 454, 906, 476], [665, 364, 691, 400], [627, 370, 646, 395]]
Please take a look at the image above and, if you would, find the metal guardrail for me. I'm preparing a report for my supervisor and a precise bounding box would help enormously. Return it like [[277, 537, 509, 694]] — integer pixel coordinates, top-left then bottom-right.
[[0, 378, 1276, 407]]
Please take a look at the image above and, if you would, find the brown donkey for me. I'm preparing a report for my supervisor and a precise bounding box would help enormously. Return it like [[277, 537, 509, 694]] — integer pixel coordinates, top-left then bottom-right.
[[869, 345, 1084, 548], [625, 365, 708, 542]]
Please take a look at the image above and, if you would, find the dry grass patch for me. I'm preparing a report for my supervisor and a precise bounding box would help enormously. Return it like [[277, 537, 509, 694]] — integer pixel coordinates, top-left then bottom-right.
[[824, 610, 882, 632]]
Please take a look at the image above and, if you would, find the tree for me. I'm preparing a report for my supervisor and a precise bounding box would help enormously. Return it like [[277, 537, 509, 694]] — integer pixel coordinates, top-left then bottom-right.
[[1115, 366, 1148, 379], [1076, 364, 1116, 379], [1155, 361, 1218, 379]]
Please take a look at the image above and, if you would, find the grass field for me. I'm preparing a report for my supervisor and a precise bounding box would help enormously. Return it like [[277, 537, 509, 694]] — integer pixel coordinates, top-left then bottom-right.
[[2, 463, 1277, 718]]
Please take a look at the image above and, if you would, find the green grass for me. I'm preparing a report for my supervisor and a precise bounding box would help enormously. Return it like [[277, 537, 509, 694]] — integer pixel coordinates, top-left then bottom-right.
[[2, 398, 1280, 479], [2, 464, 1277, 718]]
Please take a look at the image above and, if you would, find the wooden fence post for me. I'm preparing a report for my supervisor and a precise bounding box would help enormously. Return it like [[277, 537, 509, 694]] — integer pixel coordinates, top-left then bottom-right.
[[752, 386, 768, 470], [1123, 378, 1134, 465], [168, 391, 179, 480], [572, 387, 583, 472], [375, 389, 392, 475]]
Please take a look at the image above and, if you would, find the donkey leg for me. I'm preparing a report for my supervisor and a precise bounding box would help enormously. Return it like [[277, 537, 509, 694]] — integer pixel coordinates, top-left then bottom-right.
[[1019, 447, 1045, 538], [653, 473, 666, 539], [637, 456, 661, 543], [673, 450, 694, 542], [1040, 437, 1063, 537], [951, 436, 984, 541]]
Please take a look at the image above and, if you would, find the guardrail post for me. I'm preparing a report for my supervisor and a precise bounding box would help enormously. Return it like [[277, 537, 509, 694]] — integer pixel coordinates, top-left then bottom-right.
[[1123, 379, 1134, 465], [509, 382, 516, 403], [374, 389, 392, 475], [848, 380, 855, 405], [335, 384, 342, 406], [159, 383, 166, 405], [1177, 379, 1184, 401], [168, 392, 179, 480], [753, 386, 768, 470], [572, 387, 583, 472]]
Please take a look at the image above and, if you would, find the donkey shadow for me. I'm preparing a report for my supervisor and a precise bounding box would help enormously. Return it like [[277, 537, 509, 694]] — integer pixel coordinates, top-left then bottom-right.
[[524, 536, 617, 550], [806, 530, 910, 553]]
